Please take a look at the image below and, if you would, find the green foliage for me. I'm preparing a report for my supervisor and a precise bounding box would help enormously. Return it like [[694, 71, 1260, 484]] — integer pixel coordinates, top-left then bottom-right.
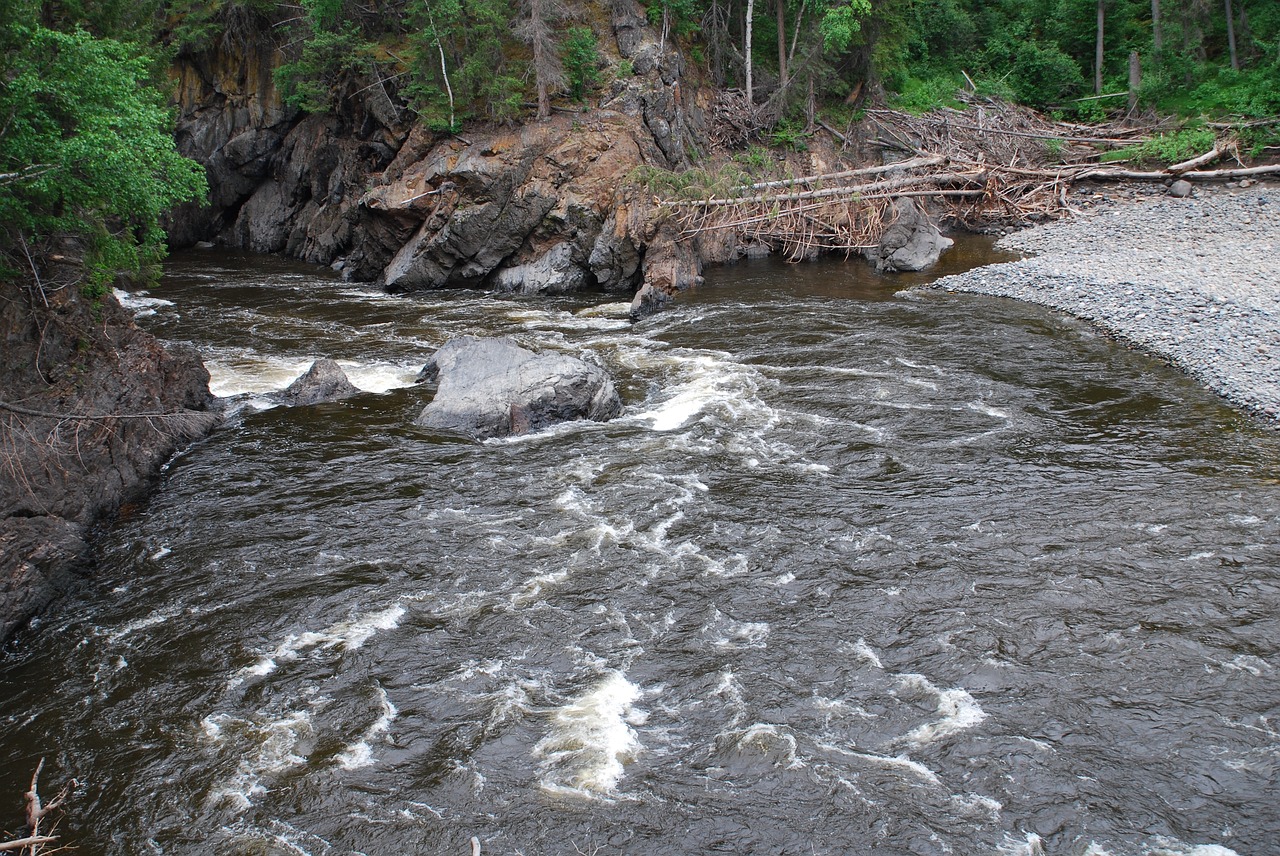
[[629, 163, 751, 200], [645, 0, 705, 39], [768, 117, 810, 151], [818, 0, 871, 53], [405, 0, 524, 125], [563, 26, 600, 101], [0, 21, 206, 286], [275, 25, 375, 112], [1101, 128, 1217, 165], [617, 58, 634, 78], [888, 72, 963, 114], [983, 33, 1085, 109]]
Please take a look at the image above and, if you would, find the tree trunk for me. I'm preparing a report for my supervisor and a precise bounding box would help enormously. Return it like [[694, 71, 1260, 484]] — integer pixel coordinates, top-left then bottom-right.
[[1128, 50, 1141, 112], [1095, 0, 1105, 95], [776, 0, 787, 89], [745, 0, 754, 107], [533, 0, 550, 119], [1224, 0, 1239, 70], [1151, 0, 1162, 55]]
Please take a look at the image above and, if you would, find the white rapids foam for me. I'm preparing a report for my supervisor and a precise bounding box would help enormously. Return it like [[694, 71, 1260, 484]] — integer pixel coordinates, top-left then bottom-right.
[[533, 671, 644, 799], [896, 673, 988, 747], [1144, 841, 1243, 856], [336, 686, 398, 770], [629, 351, 757, 432], [206, 353, 419, 399], [703, 608, 770, 649], [233, 604, 406, 685], [113, 287, 174, 317], [205, 710, 315, 811]]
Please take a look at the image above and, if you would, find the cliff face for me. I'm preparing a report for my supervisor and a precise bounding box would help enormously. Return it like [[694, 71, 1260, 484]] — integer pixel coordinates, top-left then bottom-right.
[[0, 259, 216, 640], [166, 0, 712, 314]]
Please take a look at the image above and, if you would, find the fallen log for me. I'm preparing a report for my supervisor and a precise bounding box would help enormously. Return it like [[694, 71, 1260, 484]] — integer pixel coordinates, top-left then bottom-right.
[[731, 154, 946, 193], [1165, 147, 1222, 174], [665, 170, 987, 208], [1078, 162, 1280, 181]]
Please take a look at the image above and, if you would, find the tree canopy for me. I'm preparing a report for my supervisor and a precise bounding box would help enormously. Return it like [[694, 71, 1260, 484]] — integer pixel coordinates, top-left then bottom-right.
[[0, 7, 206, 288]]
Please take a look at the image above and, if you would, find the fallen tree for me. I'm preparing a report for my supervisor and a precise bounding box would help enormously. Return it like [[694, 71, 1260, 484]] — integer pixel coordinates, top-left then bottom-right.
[[648, 97, 1279, 262]]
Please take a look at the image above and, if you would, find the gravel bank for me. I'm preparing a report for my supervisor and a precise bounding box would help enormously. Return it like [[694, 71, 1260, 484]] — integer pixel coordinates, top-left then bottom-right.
[[930, 183, 1280, 422]]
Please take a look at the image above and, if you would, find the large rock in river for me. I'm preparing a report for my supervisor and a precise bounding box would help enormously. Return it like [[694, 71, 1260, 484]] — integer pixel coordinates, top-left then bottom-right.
[[870, 197, 953, 273], [415, 337, 622, 439], [272, 358, 362, 406]]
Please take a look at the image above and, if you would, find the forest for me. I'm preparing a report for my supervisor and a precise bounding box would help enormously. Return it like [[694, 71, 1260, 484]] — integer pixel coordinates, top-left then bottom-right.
[[1, 0, 1278, 283]]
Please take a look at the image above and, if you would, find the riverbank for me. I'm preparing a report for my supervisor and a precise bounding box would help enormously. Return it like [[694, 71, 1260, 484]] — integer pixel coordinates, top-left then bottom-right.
[[930, 182, 1280, 423]]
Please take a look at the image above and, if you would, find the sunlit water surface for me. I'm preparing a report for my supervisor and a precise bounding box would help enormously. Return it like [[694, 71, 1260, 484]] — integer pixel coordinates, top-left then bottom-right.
[[4, 243, 1279, 856]]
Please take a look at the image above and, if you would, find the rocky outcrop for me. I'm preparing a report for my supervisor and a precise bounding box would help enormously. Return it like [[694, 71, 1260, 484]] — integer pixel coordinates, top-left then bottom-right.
[[0, 260, 217, 640], [869, 197, 954, 273], [271, 358, 362, 406], [415, 336, 622, 439], [165, 2, 708, 311]]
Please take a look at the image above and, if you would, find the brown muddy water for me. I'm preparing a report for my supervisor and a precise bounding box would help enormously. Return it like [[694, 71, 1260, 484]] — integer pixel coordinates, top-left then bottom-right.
[[1, 238, 1278, 855]]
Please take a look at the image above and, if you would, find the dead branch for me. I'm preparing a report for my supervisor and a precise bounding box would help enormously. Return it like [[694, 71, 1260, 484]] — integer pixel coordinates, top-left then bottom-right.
[[0, 836, 58, 852], [1166, 147, 1222, 174], [660, 97, 1275, 263], [2, 759, 76, 855]]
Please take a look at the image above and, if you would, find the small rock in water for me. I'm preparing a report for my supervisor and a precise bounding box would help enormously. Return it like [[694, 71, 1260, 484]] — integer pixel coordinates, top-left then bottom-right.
[[274, 358, 362, 406]]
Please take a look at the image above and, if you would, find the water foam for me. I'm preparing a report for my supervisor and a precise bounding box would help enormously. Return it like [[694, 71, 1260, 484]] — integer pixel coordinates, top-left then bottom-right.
[[533, 671, 644, 799], [206, 710, 314, 811], [336, 686, 398, 770], [896, 674, 988, 747], [234, 603, 406, 684], [704, 608, 770, 649], [113, 287, 174, 317]]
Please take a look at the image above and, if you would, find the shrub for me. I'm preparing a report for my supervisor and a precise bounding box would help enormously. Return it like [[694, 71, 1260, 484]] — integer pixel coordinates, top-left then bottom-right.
[[563, 27, 600, 101]]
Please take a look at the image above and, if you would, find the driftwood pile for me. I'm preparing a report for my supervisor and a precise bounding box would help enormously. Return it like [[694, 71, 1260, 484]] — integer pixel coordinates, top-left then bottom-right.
[[665, 97, 1280, 260]]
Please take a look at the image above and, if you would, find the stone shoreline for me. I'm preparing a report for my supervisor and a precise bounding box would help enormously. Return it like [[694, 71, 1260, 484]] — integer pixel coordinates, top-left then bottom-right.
[[930, 183, 1280, 423]]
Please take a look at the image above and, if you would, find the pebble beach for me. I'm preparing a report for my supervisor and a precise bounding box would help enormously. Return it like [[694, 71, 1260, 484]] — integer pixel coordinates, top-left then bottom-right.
[[931, 183, 1280, 423]]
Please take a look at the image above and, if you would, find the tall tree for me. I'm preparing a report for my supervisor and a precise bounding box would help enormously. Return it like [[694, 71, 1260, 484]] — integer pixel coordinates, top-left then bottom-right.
[[517, 0, 567, 119], [1095, 0, 1105, 94], [1152, 0, 1162, 54], [1224, 0, 1239, 69], [777, 0, 788, 89], [745, 0, 755, 106]]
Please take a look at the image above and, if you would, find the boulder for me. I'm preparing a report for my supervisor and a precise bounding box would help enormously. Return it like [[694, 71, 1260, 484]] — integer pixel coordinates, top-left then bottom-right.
[[415, 337, 622, 438], [491, 242, 588, 294], [1168, 179, 1193, 198], [274, 358, 362, 406], [870, 197, 954, 273]]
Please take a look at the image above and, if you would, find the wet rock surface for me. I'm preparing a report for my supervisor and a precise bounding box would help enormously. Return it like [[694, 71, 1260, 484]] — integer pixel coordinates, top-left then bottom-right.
[[271, 358, 363, 406], [871, 197, 954, 272], [0, 274, 217, 639], [931, 184, 1280, 422], [415, 336, 622, 439]]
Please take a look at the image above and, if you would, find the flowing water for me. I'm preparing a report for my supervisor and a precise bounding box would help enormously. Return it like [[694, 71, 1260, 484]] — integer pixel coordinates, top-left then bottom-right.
[[3, 243, 1279, 855]]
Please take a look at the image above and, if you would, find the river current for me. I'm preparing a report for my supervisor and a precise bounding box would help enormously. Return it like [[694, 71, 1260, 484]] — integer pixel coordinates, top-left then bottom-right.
[[2, 244, 1278, 855]]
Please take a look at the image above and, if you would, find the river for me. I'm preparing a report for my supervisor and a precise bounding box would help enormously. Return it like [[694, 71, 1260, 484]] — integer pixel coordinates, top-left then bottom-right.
[[2, 243, 1278, 855]]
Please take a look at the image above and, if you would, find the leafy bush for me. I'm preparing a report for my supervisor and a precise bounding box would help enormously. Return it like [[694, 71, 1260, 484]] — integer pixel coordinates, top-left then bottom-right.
[[0, 22, 206, 287], [562, 26, 600, 101], [1101, 129, 1217, 165], [985, 36, 1085, 108], [889, 72, 963, 114], [275, 25, 374, 112]]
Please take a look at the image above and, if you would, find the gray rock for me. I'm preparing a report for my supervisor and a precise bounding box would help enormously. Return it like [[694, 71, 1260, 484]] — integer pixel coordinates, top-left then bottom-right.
[[416, 337, 622, 438], [491, 242, 588, 294], [274, 358, 362, 406], [871, 198, 954, 272], [1169, 180, 1193, 198]]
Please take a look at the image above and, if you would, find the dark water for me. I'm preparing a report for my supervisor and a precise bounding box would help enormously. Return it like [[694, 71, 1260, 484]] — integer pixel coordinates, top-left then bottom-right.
[[3, 243, 1279, 856]]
